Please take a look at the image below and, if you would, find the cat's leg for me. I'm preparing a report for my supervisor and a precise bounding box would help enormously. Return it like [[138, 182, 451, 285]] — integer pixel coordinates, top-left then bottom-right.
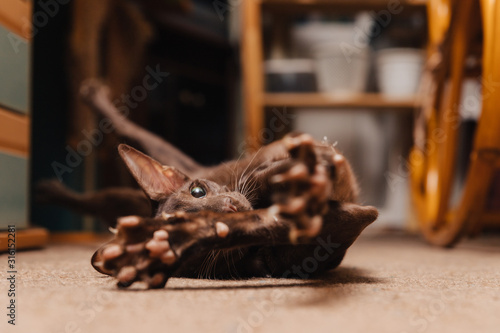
[[92, 201, 377, 288], [36, 179, 151, 227], [79, 80, 203, 175], [91, 210, 289, 286], [257, 201, 377, 278], [311, 139, 359, 203], [269, 133, 333, 239], [92, 134, 377, 288], [274, 133, 359, 203], [237, 132, 353, 238], [91, 135, 330, 286], [224, 133, 359, 208]]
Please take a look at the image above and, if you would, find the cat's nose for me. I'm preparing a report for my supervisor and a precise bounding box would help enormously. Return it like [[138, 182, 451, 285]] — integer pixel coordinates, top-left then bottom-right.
[[223, 197, 238, 213]]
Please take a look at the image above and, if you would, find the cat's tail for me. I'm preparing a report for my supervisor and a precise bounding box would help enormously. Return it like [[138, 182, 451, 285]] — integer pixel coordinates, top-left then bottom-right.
[[79, 79, 204, 176]]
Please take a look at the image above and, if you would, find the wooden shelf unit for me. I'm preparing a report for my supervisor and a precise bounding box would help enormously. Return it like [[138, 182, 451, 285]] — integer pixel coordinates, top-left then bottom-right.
[[241, 0, 426, 149], [264, 93, 419, 109]]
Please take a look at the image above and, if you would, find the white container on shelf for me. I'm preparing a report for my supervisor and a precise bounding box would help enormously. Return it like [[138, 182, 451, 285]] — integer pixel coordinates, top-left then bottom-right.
[[313, 44, 370, 94], [291, 13, 374, 94], [376, 48, 424, 98]]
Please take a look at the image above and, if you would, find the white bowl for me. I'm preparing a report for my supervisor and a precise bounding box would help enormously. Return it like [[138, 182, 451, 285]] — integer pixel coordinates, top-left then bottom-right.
[[314, 46, 370, 94], [376, 48, 424, 98]]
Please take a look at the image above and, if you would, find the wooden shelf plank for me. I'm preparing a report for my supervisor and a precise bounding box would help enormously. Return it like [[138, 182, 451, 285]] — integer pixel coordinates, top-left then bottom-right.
[[0, 228, 49, 252], [0, 106, 30, 156], [262, 0, 426, 4], [0, 0, 32, 40], [262, 0, 426, 3], [261, 0, 427, 12], [263, 92, 419, 109]]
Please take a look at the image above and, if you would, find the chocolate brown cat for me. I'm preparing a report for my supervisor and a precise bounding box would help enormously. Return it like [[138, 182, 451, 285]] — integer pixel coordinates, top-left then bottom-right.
[[39, 81, 378, 289]]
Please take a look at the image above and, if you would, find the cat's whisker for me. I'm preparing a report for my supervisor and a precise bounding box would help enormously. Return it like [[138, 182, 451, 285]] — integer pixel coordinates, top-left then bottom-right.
[[238, 157, 268, 198], [210, 250, 221, 280], [242, 182, 260, 206], [241, 173, 262, 200], [208, 250, 217, 280], [222, 250, 235, 280], [239, 174, 252, 196], [240, 174, 253, 197], [201, 250, 213, 279], [198, 250, 213, 279], [245, 174, 261, 193], [229, 161, 240, 192], [330, 141, 339, 154], [227, 149, 248, 193], [237, 147, 263, 194]]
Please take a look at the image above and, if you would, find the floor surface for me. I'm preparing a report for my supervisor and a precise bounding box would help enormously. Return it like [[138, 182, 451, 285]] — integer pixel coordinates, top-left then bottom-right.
[[1, 231, 500, 333]]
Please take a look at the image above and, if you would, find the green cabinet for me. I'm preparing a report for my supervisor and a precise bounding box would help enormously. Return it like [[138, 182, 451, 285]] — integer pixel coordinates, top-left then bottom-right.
[[0, 152, 28, 229], [0, 1, 31, 231]]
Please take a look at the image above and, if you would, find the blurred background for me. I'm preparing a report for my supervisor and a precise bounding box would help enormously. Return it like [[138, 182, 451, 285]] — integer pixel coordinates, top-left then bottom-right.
[[0, 0, 498, 248]]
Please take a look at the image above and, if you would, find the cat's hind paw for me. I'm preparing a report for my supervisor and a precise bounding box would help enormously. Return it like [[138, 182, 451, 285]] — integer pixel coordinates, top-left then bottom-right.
[[34, 179, 72, 204], [271, 134, 331, 241]]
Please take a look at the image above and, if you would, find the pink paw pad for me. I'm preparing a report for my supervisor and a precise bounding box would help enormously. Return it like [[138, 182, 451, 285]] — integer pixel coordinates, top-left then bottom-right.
[[117, 215, 141, 227], [148, 273, 166, 289], [153, 229, 169, 240], [125, 243, 144, 253], [160, 250, 176, 265], [145, 239, 170, 257], [215, 222, 229, 238], [117, 266, 137, 284], [102, 244, 122, 260]]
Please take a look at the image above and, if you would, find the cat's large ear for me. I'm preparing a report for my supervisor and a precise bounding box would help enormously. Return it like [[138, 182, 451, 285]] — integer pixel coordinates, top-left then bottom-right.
[[118, 144, 189, 201]]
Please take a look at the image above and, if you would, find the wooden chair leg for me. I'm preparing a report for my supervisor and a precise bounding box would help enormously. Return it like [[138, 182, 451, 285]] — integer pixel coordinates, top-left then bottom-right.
[[460, 0, 500, 235], [412, 0, 487, 246], [434, 0, 478, 230], [412, 0, 455, 229]]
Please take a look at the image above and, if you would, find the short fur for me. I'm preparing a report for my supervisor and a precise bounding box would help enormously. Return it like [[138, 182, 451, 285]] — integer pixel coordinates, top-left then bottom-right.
[[39, 81, 378, 289]]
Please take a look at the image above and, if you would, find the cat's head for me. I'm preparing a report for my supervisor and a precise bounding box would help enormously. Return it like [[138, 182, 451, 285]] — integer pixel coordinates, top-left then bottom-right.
[[118, 144, 252, 217]]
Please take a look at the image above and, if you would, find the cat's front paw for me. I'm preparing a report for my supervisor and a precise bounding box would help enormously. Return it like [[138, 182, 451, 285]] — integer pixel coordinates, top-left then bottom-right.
[[271, 134, 331, 240], [92, 216, 178, 289], [92, 212, 230, 288]]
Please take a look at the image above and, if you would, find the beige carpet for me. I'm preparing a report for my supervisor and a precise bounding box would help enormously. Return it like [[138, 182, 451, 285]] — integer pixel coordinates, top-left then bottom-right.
[[2, 231, 500, 333]]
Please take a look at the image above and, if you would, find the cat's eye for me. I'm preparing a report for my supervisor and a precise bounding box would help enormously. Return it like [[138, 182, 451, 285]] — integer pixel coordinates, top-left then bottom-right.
[[190, 186, 206, 198]]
